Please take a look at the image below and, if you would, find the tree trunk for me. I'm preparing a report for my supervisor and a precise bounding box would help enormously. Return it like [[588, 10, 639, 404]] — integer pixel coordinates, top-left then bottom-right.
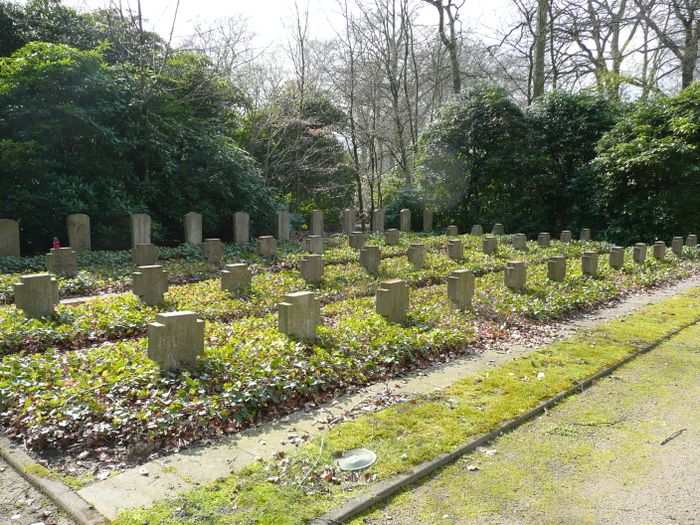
[[533, 0, 548, 100]]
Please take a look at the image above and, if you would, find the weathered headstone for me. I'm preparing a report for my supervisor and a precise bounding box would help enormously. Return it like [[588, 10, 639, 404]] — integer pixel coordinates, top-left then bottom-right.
[[148, 311, 204, 371], [633, 243, 647, 264], [400, 209, 411, 232], [672, 236, 683, 257], [307, 235, 324, 254], [447, 238, 464, 260], [482, 236, 497, 255], [652, 240, 666, 261], [256, 236, 277, 258], [202, 238, 224, 264], [277, 211, 291, 241], [184, 212, 202, 245], [504, 261, 526, 291], [376, 279, 409, 323], [492, 223, 505, 235], [512, 233, 527, 250], [423, 209, 433, 232], [537, 232, 551, 248], [221, 263, 252, 293], [407, 243, 425, 270], [471, 224, 483, 236], [372, 208, 385, 233], [300, 254, 323, 284], [46, 247, 77, 276], [13, 274, 59, 318], [131, 214, 151, 247], [580, 228, 592, 241], [133, 265, 168, 306], [66, 214, 91, 252], [446, 225, 459, 236], [560, 230, 572, 243], [278, 291, 321, 339], [385, 229, 400, 246], [233, 211, 250, 244], [547, 256, 566, 282], [687, 234, 698, 247], [342, 208, 356, 235], [349, 231, 365, 250], [609, 246, 625, 269], [582, 251, 599, 276], [447, 269, 474, 309], [132, 243, 159, 266], [360, 246, 381, 274], [0, 219, 20, 257], [310, 210, 324, 236]]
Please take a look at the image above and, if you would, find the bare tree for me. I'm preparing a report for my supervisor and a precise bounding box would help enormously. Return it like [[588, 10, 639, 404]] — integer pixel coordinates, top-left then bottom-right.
[[422, 0, 464, 93]]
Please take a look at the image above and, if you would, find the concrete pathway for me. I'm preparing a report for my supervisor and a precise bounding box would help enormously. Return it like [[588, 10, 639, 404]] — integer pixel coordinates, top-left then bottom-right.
[[75, 276, 700, 520]]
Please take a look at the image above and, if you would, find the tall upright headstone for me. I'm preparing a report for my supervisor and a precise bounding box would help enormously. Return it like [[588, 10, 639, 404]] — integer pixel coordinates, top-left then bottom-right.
[[580, 228, 592, 241], [447, 270, 474, 309], [671, 236, 683, 257], [46, 247, 77, 276], [537, 232, 551, 248], [148, 312, 204, 371], [132, 265, 168, 306], [13, 274, 59, 318], [512, 233, 527, 250], [492, 223, 505, 235], [407, 243, 425, 270], [278, 291, 321, 339], [300, 254, 323, 284], [376, 279, 409, 323], [582, 251, 599, 276], [446, 225, 459, 236], [560, 230, 572, 243], [310, 210, 324, 236], [202, 238, 224, 264], [342, 208, 356, 235], [687, 234, 698, 247], [400, 209, 411, 232], [633, 243, 647, 264], [0, 219, 20, 257], [307, 235, 323, 254], [131, 214, 151, 247], [66, 214, 91, 252], [504, 261, 526, 291], [277, 211, 291, 241], [372, 208, 385, 233], [471, 224, 483, 235], [652, 240, 666, 261], [548, 256, 566, 282], [482, 236, 498, 255], [184, 212, 202, 245], [360, 246, 381, 274], [609, 246, 625, 269], [233, 211, 250, 244], [447, 238, 464, 260], [423, 209, 433, 232]]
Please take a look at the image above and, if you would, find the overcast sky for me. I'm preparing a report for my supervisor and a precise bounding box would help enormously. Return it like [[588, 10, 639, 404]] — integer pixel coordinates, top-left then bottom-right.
[[62, 0, 515, 50]]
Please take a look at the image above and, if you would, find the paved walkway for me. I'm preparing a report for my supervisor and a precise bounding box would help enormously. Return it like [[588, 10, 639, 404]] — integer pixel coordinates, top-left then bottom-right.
[[75, 277, 700, 520]]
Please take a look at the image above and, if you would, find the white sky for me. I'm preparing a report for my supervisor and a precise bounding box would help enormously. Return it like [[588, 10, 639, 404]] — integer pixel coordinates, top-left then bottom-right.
[[62, 0, 515, 50]]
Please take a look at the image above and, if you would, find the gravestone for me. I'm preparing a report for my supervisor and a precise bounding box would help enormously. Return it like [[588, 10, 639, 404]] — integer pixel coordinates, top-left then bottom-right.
[[360, 246, 381, 274], [471, 224, 483, 235], [46, 247, 77, 276], [184, 212, 202, 245], [492, 223, 505, 235], [548, 256, 566, 282], [407, 243, 425, 270], [277, 211, 291, 241], [512, 233, 527, 250], [310, 210, 324, 236], [423, 209, 433, 232], [148, 311, 204, 371], [132, 243, 159, 266], [342, 208, 356, 235], [233, 211, 250, 244], [672, 236, 683, 257], [400, 209, 411, 232], [131, 214, 151, 247], [447, 269, 474, 309], [580, 228, 592, 241], [687, 234, 697, 247], [633, 243, 647, 264], [278, 291, 321, 339], [221, 263, 252, 293], [385, 229, 400, 246], [133, 265, 168, 306], [66, 214, 91, 252], [446, 225, 458, 236], [582, 251, 599, 276], [349, 231, 366, 250], [482, 236, 497, 255], [0, 219, 20, 257], [256, 236, 277, 258], [376, 279, 409, 323], [372, 208, 385, 233], [609, 246, 625, 269], [202, 238, 224, 264], [504, 261, 526, 291], [560, 230, 572, 243], [13, 274, 59, 318], [653, 240, 666, 261], [307, 235, 324, 254], [447, 238, 464, 260], [300, 254, 323, 284], [537, 232, 551, 248]]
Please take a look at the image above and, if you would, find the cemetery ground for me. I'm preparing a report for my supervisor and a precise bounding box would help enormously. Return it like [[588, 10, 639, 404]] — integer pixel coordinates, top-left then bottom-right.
[[1, 228, 700, 523]]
